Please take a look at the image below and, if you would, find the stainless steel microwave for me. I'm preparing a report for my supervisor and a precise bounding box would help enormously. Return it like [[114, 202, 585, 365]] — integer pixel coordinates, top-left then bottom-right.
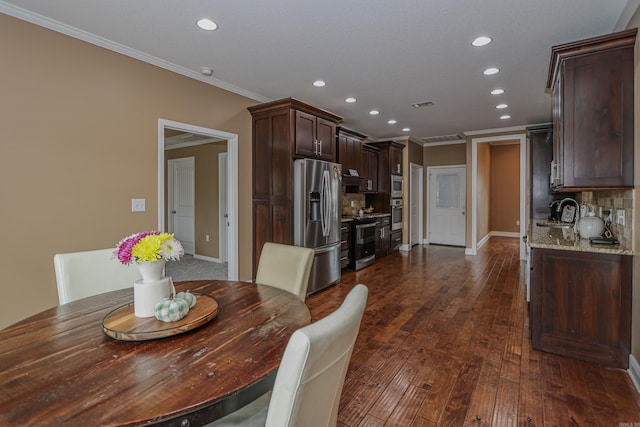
[[391, 175, 403, 198]]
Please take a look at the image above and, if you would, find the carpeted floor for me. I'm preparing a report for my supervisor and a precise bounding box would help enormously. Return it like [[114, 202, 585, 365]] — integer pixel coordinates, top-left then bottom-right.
[[165, 255, 228, 281]]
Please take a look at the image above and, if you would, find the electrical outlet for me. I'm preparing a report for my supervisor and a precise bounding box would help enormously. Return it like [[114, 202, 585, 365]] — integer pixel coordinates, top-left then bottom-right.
[[205, 234, 210, 242], [351, 200, 356, 207], [516, 220, 520, 226], [131, 198, 146, 212], [616, 209, 625, 226]]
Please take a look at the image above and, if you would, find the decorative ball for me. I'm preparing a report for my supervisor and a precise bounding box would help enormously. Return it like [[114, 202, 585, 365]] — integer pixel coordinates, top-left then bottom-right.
[[175, 291, 197, 308], [154, 296, 190, 322]]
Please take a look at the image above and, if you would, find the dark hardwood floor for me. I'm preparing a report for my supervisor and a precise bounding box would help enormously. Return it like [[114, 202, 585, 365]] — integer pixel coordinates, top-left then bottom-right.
[[305, 237, 640, 426]]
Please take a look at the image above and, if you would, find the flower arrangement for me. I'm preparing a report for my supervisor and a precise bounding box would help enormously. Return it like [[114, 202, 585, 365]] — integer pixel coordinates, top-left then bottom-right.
[[113, 231, 184, 265]]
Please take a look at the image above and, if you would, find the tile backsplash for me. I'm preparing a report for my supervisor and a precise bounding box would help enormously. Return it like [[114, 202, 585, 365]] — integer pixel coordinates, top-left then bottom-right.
[[579, 189, 632, 248], [342, 192, 366, 216]]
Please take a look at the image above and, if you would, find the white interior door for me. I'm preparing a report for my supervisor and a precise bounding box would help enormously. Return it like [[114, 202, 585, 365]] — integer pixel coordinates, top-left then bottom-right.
[[168, 157, 195, 254], [428, 166, 466, 246], [218, 153, 228, 263], [410, 163, 423, 246]]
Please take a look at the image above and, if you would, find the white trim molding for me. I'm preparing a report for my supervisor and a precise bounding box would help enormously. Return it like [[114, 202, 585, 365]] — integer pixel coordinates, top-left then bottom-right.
[[629, 355, 640, 392], [194, 254, 223, 264]]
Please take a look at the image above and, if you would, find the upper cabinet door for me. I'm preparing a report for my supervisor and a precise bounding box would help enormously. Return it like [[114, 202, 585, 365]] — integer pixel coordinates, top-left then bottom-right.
[[548, 28, 636, 191], [294, 111, 336, 161], [315, 117, 336, 162]]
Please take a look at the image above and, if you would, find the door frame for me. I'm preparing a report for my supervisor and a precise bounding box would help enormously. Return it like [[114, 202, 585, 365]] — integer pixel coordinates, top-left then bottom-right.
[[158, 119, 239, 280], [409, 162, 424, 245], [167, 156, 196, 254], [426, 164, 466, 246], [218, 152, 228, 263], [469, 132, 526, 260]]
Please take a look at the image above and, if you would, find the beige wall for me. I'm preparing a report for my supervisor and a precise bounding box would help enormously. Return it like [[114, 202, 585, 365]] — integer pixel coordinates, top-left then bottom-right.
[[423, 143, 466, 167], [627, 7, 640, 368], [165, 142, 227, 259], [0, 15, 257, 328], [476, 144, 492, 242], [490, 145, 520, 233]]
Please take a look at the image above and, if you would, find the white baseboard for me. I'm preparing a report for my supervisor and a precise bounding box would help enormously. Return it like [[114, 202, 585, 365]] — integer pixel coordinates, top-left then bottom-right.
[[477, 233, 491, 250], [628, 354, 640, 392], [491, 231, 520, 238], [465, 248, 476, 255], [399, 244, 411, 251], [193, 254, 222, 263]]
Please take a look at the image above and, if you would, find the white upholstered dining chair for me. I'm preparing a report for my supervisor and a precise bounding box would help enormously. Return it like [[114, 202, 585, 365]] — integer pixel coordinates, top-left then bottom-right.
[[207, 284, 368, 427], [54, 249, 142, 304], [255, 242, 315, 301]]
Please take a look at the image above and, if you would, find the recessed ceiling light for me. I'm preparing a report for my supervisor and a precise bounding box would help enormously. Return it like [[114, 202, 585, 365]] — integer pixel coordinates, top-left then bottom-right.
[[345, 97, 356, 103], [472, 36, 492, 47], [491, 88, 505, 95], [196, 18, 218, 31], [402, 128, 411, 132], [313, 80, 326, 87], [500, 115, 511, 120], [369, 110, 379, 115], [483, 67, 500, 75], [388, 120, 397, 125], [496, 103, 508, 109]]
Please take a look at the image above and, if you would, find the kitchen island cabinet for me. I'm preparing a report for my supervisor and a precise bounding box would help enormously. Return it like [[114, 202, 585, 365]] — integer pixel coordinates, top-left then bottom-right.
[[547, 28, 636, 191], [530, 247, 631, 369]]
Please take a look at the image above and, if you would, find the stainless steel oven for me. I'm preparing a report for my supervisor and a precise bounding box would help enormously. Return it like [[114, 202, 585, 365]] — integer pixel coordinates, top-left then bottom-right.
[[391, 175, 403, 198], [391, 198, 403, 231], [351, 217, 377, 270]]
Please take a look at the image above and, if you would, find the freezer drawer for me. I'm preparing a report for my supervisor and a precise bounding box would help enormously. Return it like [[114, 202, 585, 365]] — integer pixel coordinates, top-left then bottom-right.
[[307, 243, 341, 295]]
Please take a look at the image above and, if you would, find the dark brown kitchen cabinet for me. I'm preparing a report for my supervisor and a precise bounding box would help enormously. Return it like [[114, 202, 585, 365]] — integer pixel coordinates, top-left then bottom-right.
[[530, 248, 631, 369], [375, 216, 391, 259], [389, 230, 402, 253], [248, 98, 342, 276], [340, 222, 351, 269], [366, 141, 405, 213], [337, 127, 365, 176], [360, 144, 379, 193], [295, 110, 337, 161], [547, 29, 636, 191]]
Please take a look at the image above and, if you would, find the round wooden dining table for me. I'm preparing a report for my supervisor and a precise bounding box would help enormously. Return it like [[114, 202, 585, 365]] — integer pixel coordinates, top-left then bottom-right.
[[0, 280, 311, 426]]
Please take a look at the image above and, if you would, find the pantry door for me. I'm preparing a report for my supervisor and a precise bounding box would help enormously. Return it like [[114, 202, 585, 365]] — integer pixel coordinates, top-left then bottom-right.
[[428, 166, 466, 246], [168, 157, 195, 254]]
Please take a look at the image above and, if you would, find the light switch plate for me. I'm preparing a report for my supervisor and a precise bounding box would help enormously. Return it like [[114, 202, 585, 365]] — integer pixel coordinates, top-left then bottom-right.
[[132, 198, 146, 212]]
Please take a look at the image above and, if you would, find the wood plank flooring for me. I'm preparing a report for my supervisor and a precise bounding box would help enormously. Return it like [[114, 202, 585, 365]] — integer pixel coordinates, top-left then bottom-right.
[[305, 237, 640, 426]]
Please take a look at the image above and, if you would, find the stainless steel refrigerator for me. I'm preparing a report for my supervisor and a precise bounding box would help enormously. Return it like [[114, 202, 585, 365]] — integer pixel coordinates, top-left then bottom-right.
[[294, 158, 342, 295]]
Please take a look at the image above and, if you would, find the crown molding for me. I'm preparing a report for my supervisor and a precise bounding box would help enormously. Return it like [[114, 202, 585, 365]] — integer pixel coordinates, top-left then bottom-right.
[[0, 2, 271, 103]]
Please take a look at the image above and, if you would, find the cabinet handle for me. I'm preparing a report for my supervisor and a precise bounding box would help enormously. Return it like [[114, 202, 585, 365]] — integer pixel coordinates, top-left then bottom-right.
[[318, 140, 322, 156], [314, 139, 319, 156]]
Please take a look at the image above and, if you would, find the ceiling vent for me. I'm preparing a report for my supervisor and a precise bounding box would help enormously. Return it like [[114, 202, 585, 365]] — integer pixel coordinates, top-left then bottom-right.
[[411, 101, 434, 108], [420, 133, 465, 144]]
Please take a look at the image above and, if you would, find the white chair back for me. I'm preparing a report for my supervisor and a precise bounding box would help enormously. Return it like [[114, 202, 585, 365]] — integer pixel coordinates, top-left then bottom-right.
[[265, 284, 368, 427], [206, 284, 368, 427], [54, 249, 141, 304], [255, 242, 315, 301]]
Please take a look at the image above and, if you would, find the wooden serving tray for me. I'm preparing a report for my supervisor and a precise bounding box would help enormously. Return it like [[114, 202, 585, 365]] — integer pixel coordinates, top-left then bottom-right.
[[102, 294, 219, 341]]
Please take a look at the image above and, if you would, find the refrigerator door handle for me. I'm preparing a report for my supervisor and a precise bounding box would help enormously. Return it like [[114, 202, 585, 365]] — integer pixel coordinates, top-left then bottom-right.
[[321, 169, 331, 237]]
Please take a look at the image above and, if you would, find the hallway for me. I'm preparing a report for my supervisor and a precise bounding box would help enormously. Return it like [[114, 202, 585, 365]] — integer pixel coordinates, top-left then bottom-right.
[[306, 238, 640, 426]]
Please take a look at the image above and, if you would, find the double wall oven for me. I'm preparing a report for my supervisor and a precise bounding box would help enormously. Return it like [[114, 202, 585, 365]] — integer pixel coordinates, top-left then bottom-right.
[[390, 198, 403, 231]]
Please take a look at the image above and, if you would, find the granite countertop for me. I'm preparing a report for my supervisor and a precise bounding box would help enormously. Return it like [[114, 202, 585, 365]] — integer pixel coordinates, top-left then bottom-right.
[[528, 221, 632, 255], [341, 213, 390, 223]]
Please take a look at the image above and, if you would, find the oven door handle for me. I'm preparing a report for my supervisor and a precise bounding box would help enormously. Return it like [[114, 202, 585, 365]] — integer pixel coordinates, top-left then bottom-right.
[[357, 222, 379, 230]]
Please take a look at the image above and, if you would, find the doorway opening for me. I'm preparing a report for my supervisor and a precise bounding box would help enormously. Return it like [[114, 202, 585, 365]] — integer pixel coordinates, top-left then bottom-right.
[[158, 119, 239, 280], [469, 133, 526, 260]]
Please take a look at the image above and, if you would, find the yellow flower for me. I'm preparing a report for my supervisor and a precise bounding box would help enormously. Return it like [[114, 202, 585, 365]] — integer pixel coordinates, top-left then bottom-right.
[[131, 233, 173, 263]]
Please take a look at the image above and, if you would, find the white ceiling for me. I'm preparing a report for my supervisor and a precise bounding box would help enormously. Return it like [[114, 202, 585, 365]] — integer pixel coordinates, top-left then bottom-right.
[[2, 0, 637, 142]]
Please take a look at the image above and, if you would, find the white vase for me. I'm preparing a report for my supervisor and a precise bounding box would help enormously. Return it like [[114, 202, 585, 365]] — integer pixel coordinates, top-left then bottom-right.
[[134, 277, 173, 318], [136, 260, 166, 283], [133, 260, 171, 318]]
